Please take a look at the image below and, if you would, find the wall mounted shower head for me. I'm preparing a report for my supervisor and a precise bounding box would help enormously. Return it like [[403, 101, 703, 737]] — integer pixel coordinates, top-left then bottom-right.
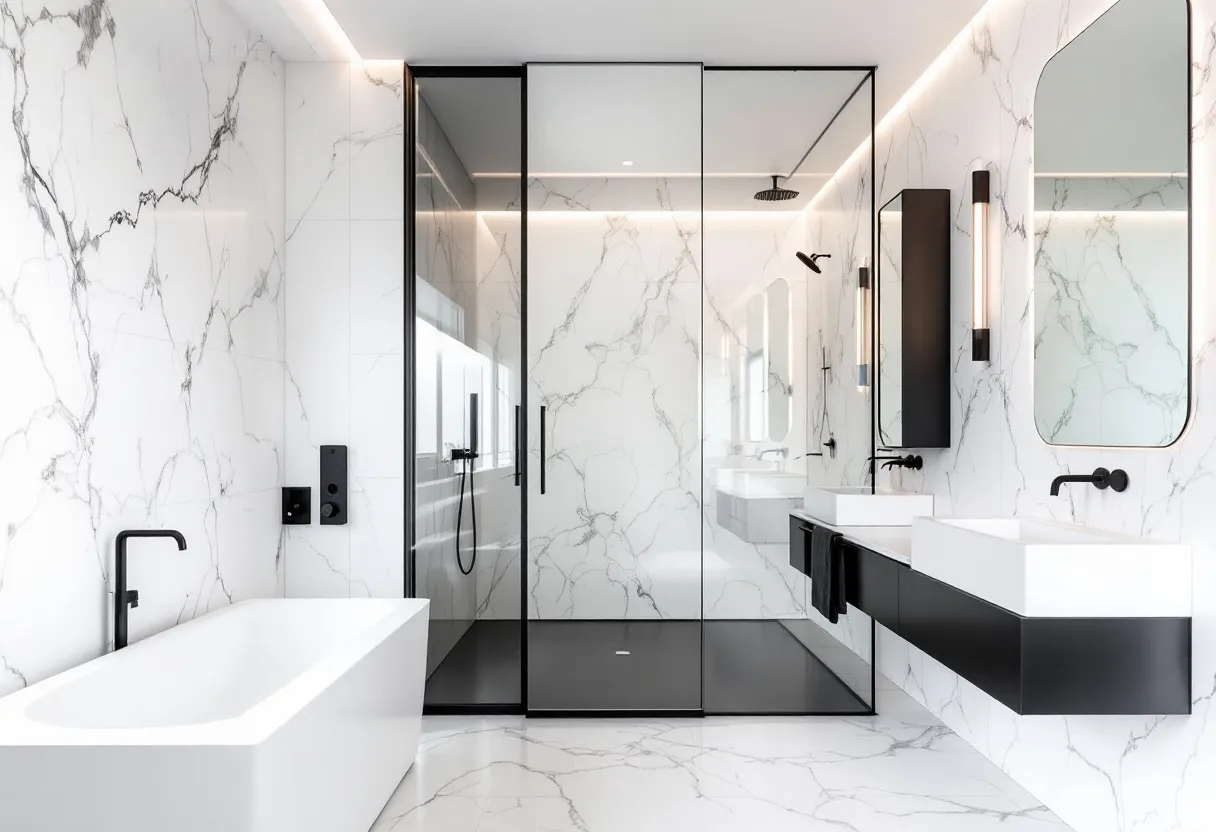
[[797, 252, 832, 273], [754, 175, 799, 202]]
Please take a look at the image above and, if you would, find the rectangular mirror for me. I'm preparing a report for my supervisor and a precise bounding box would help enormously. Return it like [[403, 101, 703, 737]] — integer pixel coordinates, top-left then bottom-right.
[[1033, 0, 1190, 447]]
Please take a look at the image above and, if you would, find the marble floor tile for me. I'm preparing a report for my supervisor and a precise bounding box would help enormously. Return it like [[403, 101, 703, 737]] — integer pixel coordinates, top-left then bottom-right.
[[373, 681, 1071, 831]]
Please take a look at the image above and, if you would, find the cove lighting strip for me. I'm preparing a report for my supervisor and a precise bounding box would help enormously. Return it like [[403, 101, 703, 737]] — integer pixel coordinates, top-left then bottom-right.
[[283, 0, 362, 62]]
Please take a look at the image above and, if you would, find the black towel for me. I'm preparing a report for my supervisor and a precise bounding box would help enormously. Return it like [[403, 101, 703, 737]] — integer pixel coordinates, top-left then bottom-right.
[[810, 526, 847, 624]]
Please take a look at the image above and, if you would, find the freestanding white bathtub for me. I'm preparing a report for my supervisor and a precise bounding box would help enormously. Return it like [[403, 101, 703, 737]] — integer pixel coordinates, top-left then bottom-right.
[[0, 598, 429, 832]]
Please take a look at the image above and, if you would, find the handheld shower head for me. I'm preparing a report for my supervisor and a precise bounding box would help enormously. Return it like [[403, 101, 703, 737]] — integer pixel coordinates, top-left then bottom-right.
[[754, 175, 799, 202], [797, 252, 832, 273]]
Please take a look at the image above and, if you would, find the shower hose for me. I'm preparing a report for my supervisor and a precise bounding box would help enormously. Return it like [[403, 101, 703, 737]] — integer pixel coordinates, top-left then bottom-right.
[[455, 453, 477, 576]]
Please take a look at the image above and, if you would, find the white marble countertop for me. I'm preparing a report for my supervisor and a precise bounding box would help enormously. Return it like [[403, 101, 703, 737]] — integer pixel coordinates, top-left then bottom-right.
[[790, 508, 913, 565]]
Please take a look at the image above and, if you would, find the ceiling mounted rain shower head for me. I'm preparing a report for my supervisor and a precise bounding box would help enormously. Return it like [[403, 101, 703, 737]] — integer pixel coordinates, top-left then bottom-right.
[[797, 252, 832, 274], [754, 175, 799, 202]]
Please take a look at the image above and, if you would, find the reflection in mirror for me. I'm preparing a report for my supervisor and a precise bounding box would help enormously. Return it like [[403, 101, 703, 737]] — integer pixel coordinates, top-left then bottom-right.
[[1033, 0, 1189, 447], [766, 278, 792, 442], [877, 195, 903, 447], [745, 294, 765, 443], [738, 279, 793, 445]]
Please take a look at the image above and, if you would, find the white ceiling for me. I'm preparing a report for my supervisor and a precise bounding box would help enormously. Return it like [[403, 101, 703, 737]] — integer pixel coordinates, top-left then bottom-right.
[[316, 0, 989, 118], [418, 77, 523, 175], [223, 0, 990, 209]]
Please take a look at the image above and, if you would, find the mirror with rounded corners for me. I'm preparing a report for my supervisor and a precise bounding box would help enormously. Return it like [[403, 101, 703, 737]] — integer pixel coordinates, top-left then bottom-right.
[[1033, 0, 1190, 447], [738, 278, 793, 445], [766, 277, 792, 442], [745, 293, 765, 443]]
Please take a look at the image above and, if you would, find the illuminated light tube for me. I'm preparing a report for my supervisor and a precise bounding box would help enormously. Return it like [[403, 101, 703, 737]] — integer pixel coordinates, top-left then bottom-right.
[[972, 169, 991, 362], [856, 267, 872, 389]]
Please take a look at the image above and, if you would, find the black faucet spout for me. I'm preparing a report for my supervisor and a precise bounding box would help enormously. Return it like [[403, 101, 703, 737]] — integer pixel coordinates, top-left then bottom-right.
[[871, 454, 924, 471], [1050, 467, 1129, 496], [1050, 474, 1095, 496], [114, 530, 188, 650]]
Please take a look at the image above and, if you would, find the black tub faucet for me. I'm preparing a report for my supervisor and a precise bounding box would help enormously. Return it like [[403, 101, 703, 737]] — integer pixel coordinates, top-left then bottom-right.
[[1050, 467, 1129, 496], [114, 529, 187, 650]]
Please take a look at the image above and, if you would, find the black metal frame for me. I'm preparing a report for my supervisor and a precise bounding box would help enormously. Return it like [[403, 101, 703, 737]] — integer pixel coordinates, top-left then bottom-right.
[[403, 64, 415, 601], [407, 65, 528, 717], [406, 63, 880, 719]]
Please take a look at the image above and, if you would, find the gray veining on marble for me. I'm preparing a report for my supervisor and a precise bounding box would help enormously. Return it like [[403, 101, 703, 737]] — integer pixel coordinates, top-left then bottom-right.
[[841, 0, 1216, 829], [283, 61, 406, 603], [0, 0, 285, 695], [373, 680, 1070, 831], [526, 183, 703, 620]]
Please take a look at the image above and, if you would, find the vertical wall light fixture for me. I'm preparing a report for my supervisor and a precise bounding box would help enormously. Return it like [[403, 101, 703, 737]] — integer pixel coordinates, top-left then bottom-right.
[[971, 169, 991, 362], [856, 266, 872, 389]]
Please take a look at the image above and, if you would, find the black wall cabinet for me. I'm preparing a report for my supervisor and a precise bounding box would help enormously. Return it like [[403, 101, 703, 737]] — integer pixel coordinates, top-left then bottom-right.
[[877, 189, 951, 449]]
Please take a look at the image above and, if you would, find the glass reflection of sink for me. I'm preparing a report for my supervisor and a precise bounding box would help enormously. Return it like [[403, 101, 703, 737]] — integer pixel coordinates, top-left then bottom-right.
[[802, 486, 933, 526], [714, 469, 804, 498], [713, 469, 803, 544]]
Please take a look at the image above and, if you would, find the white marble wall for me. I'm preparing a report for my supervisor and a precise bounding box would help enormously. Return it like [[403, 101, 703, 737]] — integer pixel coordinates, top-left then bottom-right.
[[805, 138, 877, 489], [806, 0, 1216, 828], [1034, 178, 1189, 446], [703, 214, 813, 619], [0, 0, 286, 694], [470, 211, 523, 621], [522, 203, 872, 624], [526, 190, 703, 620], [283, 62, 405, 600]]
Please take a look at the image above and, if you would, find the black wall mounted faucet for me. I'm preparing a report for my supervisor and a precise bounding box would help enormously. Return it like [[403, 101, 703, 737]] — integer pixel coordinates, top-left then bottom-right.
[[1050, 467, 1129, 496], [872, 454, 923, 471], [114, 529, 187, 650]]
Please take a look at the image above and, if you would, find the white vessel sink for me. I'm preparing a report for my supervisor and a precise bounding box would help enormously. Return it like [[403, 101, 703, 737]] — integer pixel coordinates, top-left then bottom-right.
[[802, 486, 934, 526], [715, 469, 803, 498], [911, 517, 1191, 617]]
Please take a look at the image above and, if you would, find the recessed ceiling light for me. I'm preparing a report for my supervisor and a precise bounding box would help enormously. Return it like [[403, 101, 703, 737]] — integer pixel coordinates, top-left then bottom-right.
[[622, 160, 634, 167]]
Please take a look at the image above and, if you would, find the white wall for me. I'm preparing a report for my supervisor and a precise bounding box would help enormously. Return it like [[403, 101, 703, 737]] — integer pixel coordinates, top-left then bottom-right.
[[805, 0, 1216, 828], [703, 214, 814, 619], [283, 62, 405, 599], [0, 0, 287, 695]]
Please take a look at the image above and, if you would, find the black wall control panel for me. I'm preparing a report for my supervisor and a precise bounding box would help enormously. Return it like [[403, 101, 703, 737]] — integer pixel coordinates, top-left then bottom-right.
[[282, 486, 311, 525], [320, 445, 348, 526]]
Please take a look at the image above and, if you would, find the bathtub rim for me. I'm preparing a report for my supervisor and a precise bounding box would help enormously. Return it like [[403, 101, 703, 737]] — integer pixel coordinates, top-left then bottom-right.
[[0, 598, 429, 747]]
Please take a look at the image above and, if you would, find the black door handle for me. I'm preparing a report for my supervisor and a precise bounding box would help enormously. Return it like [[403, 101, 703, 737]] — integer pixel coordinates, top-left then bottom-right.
[[540, 405, 547, 495], [513, 405, 521, 486]]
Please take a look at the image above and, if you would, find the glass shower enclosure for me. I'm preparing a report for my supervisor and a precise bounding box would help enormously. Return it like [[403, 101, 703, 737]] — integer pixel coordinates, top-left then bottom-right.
[[409, 68, 524, 712], [408, 63, 877, 717], [525, 63, 705, 713]]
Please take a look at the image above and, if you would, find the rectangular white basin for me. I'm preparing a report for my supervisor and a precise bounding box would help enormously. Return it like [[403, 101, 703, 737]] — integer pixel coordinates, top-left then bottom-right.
[[911, 517, 1191, 618], [802, 486, 934, 526], [715, 469, 804, 498]]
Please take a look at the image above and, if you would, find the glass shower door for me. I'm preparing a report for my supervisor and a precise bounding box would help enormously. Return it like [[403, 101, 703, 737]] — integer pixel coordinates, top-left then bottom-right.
[[412, 70, 524, 712], [525, 63, 704, 712]]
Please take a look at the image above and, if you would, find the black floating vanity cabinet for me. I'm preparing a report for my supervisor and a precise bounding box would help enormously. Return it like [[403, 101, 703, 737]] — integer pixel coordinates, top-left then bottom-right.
[[790, 516, 1191, 716]]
